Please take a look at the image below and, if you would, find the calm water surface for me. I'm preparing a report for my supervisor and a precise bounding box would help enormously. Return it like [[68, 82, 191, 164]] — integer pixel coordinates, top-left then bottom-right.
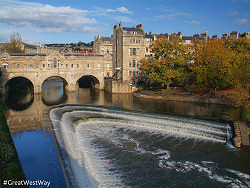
[[3, 78, 249, 187]]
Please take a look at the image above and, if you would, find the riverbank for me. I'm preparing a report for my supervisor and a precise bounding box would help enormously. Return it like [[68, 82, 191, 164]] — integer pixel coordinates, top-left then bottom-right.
[[0, 104, 27, 187], [133, 91, 229, 105]]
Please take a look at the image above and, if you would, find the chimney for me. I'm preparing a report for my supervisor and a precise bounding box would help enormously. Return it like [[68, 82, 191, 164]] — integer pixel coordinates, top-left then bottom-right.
[[136, 24, 143, 30], [212, 35, 218, 40], [230, 31, 238, 40], [201, 32, 208, 41], [193, 33, 200, 38], [177, 32, 182, 40]]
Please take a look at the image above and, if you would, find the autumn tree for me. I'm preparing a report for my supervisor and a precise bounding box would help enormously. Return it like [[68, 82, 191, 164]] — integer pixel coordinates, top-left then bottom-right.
[[226, 37, 250, 107], [190, 39, 233, 94], [140, 36, 189, 89], [5, 33, 24, 53]]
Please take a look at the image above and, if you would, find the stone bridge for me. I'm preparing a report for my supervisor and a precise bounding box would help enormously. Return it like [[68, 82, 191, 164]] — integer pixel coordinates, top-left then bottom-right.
[[0, 52, 112, 93]]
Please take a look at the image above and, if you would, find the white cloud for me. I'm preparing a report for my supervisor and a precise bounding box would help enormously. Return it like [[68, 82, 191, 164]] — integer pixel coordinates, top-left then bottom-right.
[[229, 11, 240, 16], [163, 8, 192, 18], [151, 15, 166, 21], [114, 16, 135, 23], [116, 7, 132, 14], [191, 20, 201, 24], [0, 0, 100, 33], [232, 17, 250, 25], [94, 6, 132, 15]]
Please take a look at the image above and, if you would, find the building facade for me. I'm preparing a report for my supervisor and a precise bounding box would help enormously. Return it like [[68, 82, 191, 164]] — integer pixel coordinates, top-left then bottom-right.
[[112, 22, 145, 82], [93, 35, 113, 55]]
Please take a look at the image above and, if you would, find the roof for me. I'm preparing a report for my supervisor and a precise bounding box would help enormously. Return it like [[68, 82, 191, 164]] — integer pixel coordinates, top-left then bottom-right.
[[101, 37, 112, 44], [182, 36, 193, 41], [153, 34, 167, 40], [122, 27, 144, 35], [9, 53, 46, 56]]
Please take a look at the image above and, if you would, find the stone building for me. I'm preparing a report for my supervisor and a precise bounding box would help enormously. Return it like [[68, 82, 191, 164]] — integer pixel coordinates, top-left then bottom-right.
[[112, 22, 145, 82], [93, 35, 113, 55], [230, 31, 239, 40]]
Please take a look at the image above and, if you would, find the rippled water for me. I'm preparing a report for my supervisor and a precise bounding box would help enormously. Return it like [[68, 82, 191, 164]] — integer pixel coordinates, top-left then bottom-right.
[[50, 105, 249, 188]]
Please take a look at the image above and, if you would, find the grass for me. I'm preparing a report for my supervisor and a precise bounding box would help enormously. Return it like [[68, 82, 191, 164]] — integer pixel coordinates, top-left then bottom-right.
[[0, 104, 27, 187]]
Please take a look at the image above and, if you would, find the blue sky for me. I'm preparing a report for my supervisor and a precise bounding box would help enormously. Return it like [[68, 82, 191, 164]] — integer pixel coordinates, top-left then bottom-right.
[[0, 0, 249, 44]]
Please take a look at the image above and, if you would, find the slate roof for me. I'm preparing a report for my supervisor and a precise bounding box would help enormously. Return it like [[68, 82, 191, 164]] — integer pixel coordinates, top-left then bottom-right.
[[122, 27, 144, 35], [101, 37, 112, 44]]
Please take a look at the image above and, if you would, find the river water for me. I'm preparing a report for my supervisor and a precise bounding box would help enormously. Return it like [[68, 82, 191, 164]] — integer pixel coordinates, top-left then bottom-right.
[[3, 78, 250, 187]]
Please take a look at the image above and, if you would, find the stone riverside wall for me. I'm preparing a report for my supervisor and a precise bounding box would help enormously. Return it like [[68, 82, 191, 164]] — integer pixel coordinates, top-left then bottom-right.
[[133, 93, 228, 105], [233, 121, 250, 147], [104, 78, 137, 93]]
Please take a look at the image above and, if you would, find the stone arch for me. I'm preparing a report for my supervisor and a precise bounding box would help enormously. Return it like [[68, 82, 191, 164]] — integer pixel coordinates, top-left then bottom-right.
[[41, 76, 68, 93], [5, 76, 35, 92], [4, 76, 34, 111], [76, 75, 101, 89]]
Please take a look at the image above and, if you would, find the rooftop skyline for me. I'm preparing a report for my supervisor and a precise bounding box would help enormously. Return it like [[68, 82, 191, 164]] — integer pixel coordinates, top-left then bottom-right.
[[0, 0, 249, 44]]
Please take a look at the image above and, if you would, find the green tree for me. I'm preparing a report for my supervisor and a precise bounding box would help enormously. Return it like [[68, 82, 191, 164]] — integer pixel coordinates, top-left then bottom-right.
[[5, 33, 24, 53], [190, 39, 233, 94], [140, 36, 188, 89]]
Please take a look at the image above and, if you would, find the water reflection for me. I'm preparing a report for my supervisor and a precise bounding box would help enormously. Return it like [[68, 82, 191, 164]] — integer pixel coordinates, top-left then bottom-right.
[[42, 77, 67, 105], [4, 78, 248, 131]]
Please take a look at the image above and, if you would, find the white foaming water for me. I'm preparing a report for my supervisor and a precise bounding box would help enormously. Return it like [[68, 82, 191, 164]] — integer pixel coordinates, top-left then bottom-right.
[[50, 105, 248, 187]]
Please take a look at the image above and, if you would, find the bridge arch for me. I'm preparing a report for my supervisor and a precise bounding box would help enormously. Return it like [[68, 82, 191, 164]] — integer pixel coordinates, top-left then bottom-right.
[[5, 76, 34, 111], [41, 76, 68, 92], [41, 76, 68, 105], [76, 75, 101, 89], [5, 76, 35, 93]]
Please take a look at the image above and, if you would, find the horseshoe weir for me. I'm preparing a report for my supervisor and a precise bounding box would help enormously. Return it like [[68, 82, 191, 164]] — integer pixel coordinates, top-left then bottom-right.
[[50, 104, 249, 188]]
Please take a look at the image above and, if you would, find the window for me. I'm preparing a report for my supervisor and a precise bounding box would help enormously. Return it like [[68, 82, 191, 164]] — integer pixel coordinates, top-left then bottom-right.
[[129, 71, 132, 76], [65, 64, 68, 68], [43, 64, 45, 68], [146, 48, 148, 53], [129, 62, 131, 67], [17, 64, 20, 68], [36, 64, 39, 68], [61, 64, 63, 68], [2, 64, 8, 69], [48, 64, 50, 68], [97, 64, 100, 68], [77, 64, 79, 68], [30, 64, 33, 68], [132, 60, 136, 67], [87, 64, 90, 68], [130, 48, 137, 56], [107, 64, 110, 68], [71, 64, 73, 68], [133, 71, 136, 76], [137, 71, 139, 75], [107, 72, 110, 77], [137, 62, 140, 68]]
